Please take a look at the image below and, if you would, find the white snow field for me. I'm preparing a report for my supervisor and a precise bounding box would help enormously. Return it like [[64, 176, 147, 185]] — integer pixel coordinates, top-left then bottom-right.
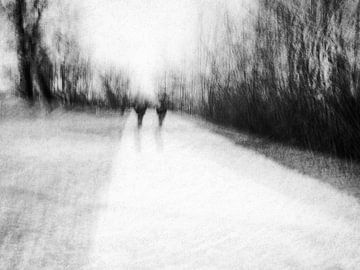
[[88, 110, 360, 270]]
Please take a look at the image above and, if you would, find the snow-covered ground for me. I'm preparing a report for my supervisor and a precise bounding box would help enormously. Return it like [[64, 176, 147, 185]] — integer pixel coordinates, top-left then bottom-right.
[[88, 110, 360, 269], [0, 111, 126, 270]]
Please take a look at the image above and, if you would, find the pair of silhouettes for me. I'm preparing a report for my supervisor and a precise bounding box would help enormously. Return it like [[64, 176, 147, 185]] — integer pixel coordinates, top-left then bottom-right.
[[134, 102, 167, 127]]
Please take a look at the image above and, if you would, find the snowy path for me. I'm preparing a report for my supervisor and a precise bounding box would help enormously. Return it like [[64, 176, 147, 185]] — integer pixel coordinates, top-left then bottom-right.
[[89, 111, 360, 269]]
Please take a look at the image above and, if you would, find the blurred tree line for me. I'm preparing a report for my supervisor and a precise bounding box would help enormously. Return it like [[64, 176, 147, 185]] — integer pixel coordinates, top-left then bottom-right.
[[0, 0, 131, 112], [159, 0, 360, 159]]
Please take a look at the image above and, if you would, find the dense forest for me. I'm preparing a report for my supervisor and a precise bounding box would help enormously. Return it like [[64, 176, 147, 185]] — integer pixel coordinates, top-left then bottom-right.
[[159, 0, 360, 159]]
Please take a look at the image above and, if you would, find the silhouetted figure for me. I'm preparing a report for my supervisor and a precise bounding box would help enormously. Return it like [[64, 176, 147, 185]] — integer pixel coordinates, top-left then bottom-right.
[[134, 101, 148, 127], [156, 92, 168, 127]]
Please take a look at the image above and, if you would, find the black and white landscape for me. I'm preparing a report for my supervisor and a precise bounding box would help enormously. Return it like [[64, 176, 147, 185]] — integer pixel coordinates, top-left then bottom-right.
[[1, 0, 360, 269]]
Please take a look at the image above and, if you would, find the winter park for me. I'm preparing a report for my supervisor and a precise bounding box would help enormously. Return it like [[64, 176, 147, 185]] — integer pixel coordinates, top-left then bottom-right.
[[1, 0, 360, 269]]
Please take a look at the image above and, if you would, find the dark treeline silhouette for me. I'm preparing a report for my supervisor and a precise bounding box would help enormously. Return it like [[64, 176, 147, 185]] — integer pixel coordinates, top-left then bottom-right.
[[159, 0, 360, 160], [101, 68, 131, 114], [0, 0, 132, 112]]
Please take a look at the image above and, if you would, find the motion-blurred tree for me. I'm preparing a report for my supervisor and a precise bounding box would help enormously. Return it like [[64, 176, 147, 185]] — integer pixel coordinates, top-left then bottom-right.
[[0, 0, 52, 106], [161, 0, 360, 159], [100, 68, 131, 113]]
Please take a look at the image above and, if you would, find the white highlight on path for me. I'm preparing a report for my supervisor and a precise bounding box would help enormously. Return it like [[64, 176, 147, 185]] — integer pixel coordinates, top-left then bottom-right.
[[89, 111, 360, 269]]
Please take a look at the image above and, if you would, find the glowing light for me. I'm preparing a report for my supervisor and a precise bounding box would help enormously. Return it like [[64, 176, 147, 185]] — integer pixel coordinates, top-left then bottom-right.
[[79, 0, 197, 97]]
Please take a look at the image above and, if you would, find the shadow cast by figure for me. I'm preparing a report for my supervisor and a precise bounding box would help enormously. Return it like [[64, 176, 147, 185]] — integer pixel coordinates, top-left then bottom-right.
[[134, 127, 142, 152], [154, 126, 164, 152]]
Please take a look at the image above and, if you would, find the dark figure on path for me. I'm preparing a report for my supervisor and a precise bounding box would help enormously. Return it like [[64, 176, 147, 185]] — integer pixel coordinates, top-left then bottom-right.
[[156, 93, 168, 127], [134, 101, 148, 127]]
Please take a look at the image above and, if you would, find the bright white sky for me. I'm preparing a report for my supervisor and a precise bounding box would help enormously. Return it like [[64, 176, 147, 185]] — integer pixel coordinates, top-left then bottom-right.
[[77, 0, 255, 96], [0, 0, 255, 94], [78, 0, 199, 96]]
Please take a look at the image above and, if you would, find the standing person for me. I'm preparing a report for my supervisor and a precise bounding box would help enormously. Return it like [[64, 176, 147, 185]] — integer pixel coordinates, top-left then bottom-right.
[[156, 92, 168, 127], [134, 99, 148, 127]]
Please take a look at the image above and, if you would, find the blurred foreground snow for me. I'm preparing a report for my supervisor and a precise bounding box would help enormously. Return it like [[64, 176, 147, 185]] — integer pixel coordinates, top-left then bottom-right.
[[89, 111, 360, 269]]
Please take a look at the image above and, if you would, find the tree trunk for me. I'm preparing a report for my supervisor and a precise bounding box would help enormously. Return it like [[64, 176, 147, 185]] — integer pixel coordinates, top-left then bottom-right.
[[353, 0, 360, 97], [14, 0, 34, 103]]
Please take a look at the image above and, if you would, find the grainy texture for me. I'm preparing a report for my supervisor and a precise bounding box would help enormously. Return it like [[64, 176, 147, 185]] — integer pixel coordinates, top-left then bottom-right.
[[1, 110, 360, 269], [89, 111, 360, 269], [0, 110, 126, 270]]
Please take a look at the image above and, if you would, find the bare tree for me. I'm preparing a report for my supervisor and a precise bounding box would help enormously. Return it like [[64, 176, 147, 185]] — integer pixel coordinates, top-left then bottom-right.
[[1, 0, 52, 106], [162, 0, 360, 159]]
